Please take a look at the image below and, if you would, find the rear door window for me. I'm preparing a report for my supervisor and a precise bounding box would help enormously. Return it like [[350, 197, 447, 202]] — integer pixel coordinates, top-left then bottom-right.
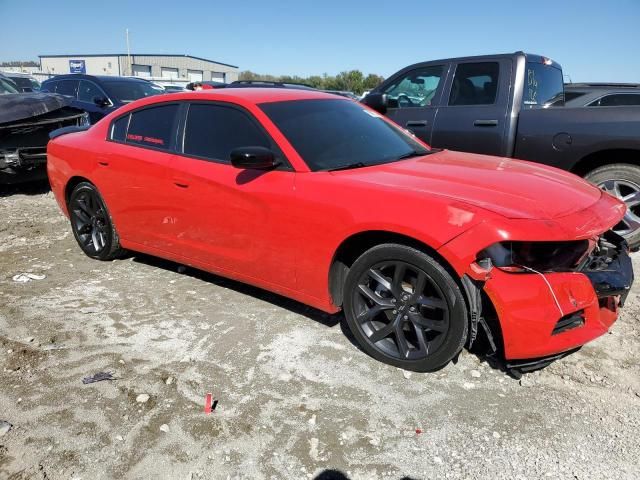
[[591, 93, 640, 107], [41, 80, 57, 93], [125, 104, 179, 150], [55, 79, 79, 98], [449, 62, 499, 106], [183, 103, 271, 163]]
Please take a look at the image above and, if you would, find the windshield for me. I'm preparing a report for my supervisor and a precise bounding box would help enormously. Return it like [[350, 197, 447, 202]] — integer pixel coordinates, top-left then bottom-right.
[[103, 80, 164, 103], [0, 77, 19, 94], [259, 99, 430, 171]]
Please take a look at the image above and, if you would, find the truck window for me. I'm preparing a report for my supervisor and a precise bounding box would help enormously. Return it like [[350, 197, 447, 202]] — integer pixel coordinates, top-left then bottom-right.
[[522, 62, 564, 108], [589, 93, 640, 107], [382, 66, 444, 108], [449, 62, 499, 106]]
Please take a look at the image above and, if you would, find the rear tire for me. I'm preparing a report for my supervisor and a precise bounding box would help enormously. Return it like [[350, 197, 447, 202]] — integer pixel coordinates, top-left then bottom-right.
[[68, 182, 124, 260], [585, 163, 640, 250], [343, 244, 468, 372]]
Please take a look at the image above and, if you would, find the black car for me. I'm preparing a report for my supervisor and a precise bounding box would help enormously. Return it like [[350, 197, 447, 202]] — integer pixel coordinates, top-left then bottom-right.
[[41, 74, 164, 124], [563, 83, 640, 107], [362, 52, 640, 249], [0, 76, 88, 184], [1, 72, 41, 92]]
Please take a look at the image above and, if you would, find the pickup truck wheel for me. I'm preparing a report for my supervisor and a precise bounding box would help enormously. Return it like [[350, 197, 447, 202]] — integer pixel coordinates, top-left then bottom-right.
[[68, 182, 124, 260], [585, 164, 640, 249], [343, 244, 468, 372]]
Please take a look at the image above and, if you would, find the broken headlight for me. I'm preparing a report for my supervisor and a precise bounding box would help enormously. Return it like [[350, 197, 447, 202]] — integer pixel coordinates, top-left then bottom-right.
[[477, 240, 590, 273]]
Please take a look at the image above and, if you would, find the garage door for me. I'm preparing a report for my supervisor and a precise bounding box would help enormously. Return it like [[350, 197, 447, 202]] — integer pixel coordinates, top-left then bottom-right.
[[211, 72, 225, 82], [187, 70, 203, 82], [132, 64, 151, 78], [161, 67, 179, 79]]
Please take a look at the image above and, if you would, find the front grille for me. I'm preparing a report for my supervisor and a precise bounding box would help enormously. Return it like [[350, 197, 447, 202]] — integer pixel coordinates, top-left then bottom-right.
[[552, 310, 585, 335], [579, 230, 634, 304]]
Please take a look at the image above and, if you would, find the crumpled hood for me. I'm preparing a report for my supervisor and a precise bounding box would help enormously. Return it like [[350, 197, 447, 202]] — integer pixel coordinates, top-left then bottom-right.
[[334, 150, 603, 220], [0, 93, 73, 124]]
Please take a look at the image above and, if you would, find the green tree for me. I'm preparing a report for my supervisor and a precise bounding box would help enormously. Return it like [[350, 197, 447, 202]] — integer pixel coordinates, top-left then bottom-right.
[[237, 69, 384, 95]]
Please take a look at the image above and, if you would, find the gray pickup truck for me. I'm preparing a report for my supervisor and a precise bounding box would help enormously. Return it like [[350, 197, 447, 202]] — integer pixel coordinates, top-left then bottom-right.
[[363, 52, 640, 249]]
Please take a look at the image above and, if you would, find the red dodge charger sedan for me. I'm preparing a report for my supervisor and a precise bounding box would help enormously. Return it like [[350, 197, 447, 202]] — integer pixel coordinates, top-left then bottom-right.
[[47, 88, 634, 372]]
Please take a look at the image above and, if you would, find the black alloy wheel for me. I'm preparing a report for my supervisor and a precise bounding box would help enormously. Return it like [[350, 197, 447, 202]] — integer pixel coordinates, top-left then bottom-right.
[[69, 182, 123, 260], [343, 244, 468, 372]]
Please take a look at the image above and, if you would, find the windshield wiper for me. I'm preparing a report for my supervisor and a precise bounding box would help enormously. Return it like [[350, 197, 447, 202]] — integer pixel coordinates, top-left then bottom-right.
[[395, 150, 430, 161], [326, 162, 369, 172]]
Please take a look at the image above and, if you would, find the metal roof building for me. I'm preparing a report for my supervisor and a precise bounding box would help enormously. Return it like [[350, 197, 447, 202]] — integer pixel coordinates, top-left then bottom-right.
[[39, 53, 239, 84]]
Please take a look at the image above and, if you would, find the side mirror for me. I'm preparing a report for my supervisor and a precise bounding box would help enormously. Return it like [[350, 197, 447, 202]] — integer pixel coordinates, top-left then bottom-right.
[[93, 96, 110, 107], [362, 92, 388, 114], [230, 146, 279, 170]]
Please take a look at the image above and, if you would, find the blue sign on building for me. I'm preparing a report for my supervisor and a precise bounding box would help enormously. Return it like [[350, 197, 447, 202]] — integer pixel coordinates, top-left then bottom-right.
[[69, 59, 86, 74]]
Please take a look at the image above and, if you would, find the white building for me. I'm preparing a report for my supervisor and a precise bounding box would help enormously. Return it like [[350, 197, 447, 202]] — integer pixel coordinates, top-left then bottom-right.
[[39, 53, 239, 83]]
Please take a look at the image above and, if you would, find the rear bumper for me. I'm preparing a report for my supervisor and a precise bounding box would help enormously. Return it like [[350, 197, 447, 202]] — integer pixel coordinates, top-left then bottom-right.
[[484, 233, 633, 360]]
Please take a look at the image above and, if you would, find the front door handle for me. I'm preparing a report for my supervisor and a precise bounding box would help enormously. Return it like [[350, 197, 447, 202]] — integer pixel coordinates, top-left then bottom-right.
[[473, 119, 498, 127], [406, 120, 428, 128], [174, 181, 189, 189]]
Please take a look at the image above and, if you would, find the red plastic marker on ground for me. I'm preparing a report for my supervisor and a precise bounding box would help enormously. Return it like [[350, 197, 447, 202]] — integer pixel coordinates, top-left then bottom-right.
[[205, 393, 213, 414]]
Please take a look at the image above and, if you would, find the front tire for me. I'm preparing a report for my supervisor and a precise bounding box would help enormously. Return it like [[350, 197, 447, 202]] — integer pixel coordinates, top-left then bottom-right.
[[343, 244, 468, 372], [68, 182, 124, 260], [585, 163, 640, 250]]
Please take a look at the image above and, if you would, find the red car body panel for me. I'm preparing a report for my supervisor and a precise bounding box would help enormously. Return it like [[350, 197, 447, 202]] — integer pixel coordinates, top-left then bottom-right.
[[47, 89, 629, 361]]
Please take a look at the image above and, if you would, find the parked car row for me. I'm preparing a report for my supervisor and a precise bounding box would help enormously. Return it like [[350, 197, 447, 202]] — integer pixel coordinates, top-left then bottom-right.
[[40, 74, 166, 124]]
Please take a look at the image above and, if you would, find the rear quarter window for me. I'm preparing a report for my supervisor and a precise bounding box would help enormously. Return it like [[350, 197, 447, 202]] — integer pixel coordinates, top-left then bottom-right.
[[110, 114, 130, 142]]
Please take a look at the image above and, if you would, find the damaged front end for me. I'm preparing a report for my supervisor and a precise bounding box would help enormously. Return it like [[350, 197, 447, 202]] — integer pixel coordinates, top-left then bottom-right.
[[460, 229, 634, 375], [0, 93, 89, 184]]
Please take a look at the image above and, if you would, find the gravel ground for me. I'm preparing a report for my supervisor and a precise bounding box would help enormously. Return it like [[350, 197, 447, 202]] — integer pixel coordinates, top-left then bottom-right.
[[1, 183, 639, 480]]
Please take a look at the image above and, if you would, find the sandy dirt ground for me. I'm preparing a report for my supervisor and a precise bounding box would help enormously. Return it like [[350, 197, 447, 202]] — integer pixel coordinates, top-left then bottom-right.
[[1, 183, 639, 480]]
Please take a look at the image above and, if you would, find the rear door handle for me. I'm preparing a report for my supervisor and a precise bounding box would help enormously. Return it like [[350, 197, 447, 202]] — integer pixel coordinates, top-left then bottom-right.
[[406, 120, 428, 128], [97, 156, 109, 166], [473, 119, 498, 127]]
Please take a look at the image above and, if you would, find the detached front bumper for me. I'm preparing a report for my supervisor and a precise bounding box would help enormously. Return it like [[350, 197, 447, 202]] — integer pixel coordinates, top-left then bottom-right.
[[483, 232, 634, 360], [0, 148, 48, 184]]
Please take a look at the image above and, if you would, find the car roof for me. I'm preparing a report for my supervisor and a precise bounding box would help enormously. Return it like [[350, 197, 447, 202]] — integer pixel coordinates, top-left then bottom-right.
[[1, 71, 35, 79], [395, 51, 561, 72], [43, 74, 150, 83], [161, 87, 346, 104], [566, 82, 640, 90]]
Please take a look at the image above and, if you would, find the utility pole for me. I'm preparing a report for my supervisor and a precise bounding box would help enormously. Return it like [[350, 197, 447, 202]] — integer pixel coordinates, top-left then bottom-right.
[[126, 28, 132, 76]]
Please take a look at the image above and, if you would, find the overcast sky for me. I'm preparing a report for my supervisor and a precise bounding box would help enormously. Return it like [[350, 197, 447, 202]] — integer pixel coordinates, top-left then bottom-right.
[[1, 0, 639, 82]]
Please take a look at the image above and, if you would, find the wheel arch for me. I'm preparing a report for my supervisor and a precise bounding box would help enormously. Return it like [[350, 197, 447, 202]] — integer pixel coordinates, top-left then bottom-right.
[[570, 149, 640, 177], [328, 230, 459, 308], [64, 176, 94, 207]]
